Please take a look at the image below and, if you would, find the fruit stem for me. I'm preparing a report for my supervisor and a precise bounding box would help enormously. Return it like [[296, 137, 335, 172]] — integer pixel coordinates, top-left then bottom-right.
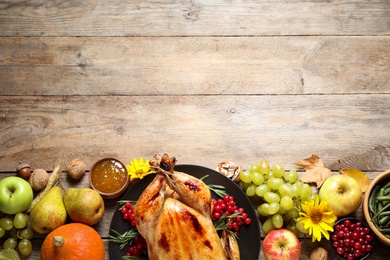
[[53, 236, 65, 247]]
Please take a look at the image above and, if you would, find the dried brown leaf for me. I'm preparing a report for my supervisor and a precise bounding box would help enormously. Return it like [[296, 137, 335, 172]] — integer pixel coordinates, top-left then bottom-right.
[[295, 155, 331, 188], [340, 168, 370, 193]]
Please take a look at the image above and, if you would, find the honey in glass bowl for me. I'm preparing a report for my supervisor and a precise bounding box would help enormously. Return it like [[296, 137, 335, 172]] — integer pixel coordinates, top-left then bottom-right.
[[89, 158, 130, 199]]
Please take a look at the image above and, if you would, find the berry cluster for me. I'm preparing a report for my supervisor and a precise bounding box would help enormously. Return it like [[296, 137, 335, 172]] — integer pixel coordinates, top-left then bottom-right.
[[124, 236, 147, 257], [212, 195, 252, 236], [120, 201, 136, 227], [331, 219, 374, 260]]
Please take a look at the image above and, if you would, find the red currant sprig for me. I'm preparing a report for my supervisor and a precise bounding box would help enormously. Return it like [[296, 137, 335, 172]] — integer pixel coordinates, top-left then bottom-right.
[[120, 201, 136, 227], [212, 195, 252, 236]]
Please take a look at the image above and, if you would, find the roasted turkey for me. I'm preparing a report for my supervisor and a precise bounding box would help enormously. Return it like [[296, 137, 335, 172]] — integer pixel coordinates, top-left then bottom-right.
[[134, 154, 239, 260]]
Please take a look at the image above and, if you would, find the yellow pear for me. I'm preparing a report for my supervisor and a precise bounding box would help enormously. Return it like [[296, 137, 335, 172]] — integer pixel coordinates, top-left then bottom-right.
[[29, 186, 67, 234], [63, 187, 105, 225]]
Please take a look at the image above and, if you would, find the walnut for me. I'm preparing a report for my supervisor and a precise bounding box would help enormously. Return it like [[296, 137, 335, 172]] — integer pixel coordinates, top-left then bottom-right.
[[66, 159, 87, 179], [216, 161, 242, 182], [29, 169, 49, 191], [310, 247, 328, 260]]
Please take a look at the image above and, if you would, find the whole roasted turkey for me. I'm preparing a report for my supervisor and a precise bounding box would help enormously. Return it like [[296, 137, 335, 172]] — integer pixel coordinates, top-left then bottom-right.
[[134, 154, 239, 260]]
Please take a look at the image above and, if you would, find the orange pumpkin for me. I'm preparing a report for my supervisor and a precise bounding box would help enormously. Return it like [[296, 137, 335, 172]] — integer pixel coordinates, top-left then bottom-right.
[[41, 223, 105, 260]]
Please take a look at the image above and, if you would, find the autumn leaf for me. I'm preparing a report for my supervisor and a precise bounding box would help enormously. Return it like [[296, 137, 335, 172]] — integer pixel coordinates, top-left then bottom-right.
[[295, 155, 331, 188], [340, 168, 370, 193]]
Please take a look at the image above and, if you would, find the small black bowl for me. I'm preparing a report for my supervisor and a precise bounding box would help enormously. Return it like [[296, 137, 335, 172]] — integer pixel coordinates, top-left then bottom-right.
[[330, 217, 374, 260]]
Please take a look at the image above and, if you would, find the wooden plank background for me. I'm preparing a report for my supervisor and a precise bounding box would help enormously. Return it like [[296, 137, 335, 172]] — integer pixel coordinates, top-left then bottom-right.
[[0, 0, 389, 259]]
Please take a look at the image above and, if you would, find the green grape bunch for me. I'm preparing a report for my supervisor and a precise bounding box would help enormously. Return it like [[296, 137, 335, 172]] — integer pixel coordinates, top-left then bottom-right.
[[0, 212, 34, 257], [240, 160, 313, 235]]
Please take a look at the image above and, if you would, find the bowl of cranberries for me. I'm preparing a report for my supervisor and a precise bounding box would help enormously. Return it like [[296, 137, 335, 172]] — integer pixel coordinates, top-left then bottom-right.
[[330, 217, 374, 260]]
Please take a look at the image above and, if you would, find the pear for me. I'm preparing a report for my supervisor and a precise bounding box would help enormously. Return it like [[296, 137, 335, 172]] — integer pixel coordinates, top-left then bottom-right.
[[29, 186, 67, 234], [63, 187, 105, 226]]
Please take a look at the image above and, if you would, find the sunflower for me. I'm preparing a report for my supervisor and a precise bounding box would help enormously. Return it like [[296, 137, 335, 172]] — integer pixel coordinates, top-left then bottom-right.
[[126, 158, 154, 181], [297, 194, 337, 242]]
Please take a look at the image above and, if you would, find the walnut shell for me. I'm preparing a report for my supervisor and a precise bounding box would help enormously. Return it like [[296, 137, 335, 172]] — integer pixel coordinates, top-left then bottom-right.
[[66, 159, 87, 179], [29, 169, 49, 191], [310, 247, 328, 260], [216, 161, 242, 182]]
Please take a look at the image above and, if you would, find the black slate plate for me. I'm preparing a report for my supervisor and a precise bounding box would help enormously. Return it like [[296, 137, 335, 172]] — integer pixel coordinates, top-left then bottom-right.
[[108, 164, 261, 260]]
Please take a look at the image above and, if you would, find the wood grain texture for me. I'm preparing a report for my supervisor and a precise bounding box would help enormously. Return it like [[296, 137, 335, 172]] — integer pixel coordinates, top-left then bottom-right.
[[0, 95, 389, 172], [0, 0, 389, 259], [0, 36, 389, 95], [0, 0, 389, 36]]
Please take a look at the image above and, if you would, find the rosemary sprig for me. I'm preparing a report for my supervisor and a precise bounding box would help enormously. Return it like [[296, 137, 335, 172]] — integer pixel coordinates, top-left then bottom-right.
[[208, 184, 228, 197], [200, 175, 228, 198], [109, 228, 140, 251]]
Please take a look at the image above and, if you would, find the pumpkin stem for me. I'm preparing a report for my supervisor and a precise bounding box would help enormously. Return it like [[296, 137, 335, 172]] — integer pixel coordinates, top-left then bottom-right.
[[53, 236, 65, 247]]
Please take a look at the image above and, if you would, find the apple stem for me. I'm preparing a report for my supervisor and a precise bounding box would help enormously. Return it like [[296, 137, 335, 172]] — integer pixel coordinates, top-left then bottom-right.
[[53, 236, 65, 247]]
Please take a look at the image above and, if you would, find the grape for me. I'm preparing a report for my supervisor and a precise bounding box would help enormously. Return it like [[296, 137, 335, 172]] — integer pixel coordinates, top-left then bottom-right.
[[292, 181, 304, 196], [255, 184, 270, 197], [10, 227, 18, 239], [287, 208, 299, 219], [240, 182, 251, 191], [278, 183, 294, 197], [0, 227, 5, 238], [268, 202, 280, 215], [296, 220, 309, 234], [259, 203, 271, 216], [14, 212, 28, 229], [262, 217, 275, 234], [272, 214, 283, 228], [4, 237, 17, 249], [264, 192, 280, 203], [280, 196, 294, 211], [0, 217, 13, 231], [258, 160, 270, 176], [245, 184, 257, 197], [285, 169, 298, 184], [249, 163, 261, 174], [250, 172, 264, 185], [18, 239, 32, 256], [267, 177, 283, 190], [287, 223, 300, 236], [239, 170, 252, 184], [277, 206, 287, 215], [272, 163, 285, 178], [19, 228, 34, 240], [298, 183, 312, 198]]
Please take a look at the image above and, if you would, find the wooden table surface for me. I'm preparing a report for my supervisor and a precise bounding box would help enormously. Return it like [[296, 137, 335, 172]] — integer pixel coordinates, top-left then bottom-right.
[[0, 0, 389, 259]]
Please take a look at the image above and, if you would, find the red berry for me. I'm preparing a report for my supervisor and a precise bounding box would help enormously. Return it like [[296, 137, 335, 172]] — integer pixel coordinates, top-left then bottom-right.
[[125, 202, 132, 209], [337, 247, 345, 255], [213, 212, 221, 219], [244, 218, 251, 225]]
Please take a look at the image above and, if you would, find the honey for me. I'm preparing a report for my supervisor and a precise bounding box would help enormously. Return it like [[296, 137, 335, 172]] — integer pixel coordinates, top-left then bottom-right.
[[91, 159, 128, 194]]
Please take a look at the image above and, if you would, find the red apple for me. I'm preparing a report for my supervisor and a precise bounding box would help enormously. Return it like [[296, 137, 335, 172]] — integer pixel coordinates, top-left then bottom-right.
[[263, 229, 301, 260], [319, 174, 362, 216]]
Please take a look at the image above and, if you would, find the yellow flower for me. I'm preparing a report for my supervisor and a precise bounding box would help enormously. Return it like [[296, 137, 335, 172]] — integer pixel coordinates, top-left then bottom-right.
[[297, 195, 337, 242], [126, 158, 154, 181]]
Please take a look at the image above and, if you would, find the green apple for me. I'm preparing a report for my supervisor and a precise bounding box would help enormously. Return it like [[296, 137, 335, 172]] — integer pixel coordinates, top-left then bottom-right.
[[319, 174, 362, 216], [0, 176, 33, 214]]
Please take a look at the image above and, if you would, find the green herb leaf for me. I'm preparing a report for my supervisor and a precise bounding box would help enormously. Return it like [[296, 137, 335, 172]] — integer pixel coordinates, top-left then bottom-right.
[[201, 175, 228, 198], [109, 228, 140, 251]]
